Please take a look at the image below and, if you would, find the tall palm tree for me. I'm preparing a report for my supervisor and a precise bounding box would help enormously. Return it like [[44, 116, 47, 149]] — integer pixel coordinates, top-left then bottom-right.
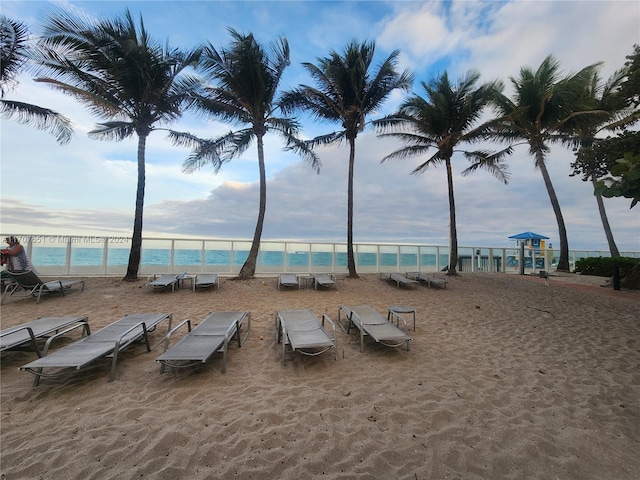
[[32, 8, 202, 281], [373, 71, 511, 275], [177, 29, 319, 280], [492, 55, 601, 272], [0, 15, 72, 144], [572, 68, 638, 258], [281, 40, 413, 278]]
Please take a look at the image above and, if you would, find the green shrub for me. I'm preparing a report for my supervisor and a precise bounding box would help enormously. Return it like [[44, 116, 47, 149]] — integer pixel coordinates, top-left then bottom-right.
[[574, 256, 640, 277]]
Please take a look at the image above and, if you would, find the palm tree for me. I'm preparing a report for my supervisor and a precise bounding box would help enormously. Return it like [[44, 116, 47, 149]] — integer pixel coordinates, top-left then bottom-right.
[[373, 71, 511, 275], [177, 29, 319, 280], [0, 15, 72, 144], [571, 68, 638, 258], [281, 40, 413, 278], [492, 55, 601, 272], [32, 8, 202, 281]]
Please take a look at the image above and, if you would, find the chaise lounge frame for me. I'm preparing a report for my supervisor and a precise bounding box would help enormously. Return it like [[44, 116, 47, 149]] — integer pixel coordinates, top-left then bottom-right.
[[338, 304, 411, 353], [380, 272, 419, 289], [405, 271, 448, 289], [275, 309, 337, 366], [156, 311, 250, 374], [145, 274, 180, 292], [312, 273, 337, 290], [19, 313, 173, 386], [1, 316, 90, 357], [277, 274, 300, 290], [1, 270, 85, 305], [194, 274, 220, 291]]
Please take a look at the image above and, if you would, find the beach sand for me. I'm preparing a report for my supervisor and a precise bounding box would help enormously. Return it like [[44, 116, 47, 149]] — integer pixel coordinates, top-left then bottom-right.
[[1, 272, 638, 479]]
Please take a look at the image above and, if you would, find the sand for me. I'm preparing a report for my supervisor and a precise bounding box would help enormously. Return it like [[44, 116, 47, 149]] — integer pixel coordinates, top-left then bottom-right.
[[0, 272, 638, 480]]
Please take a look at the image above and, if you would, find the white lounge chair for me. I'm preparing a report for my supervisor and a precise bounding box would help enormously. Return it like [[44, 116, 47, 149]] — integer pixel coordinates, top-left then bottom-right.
[[277, 274, 299, 290], [1, 270, 85, 305], [405, 271, 448, 289], [156, 311, 250, 374], [20, 313, 173, 386], [195, 274, 219, 291], [1, 316, 90, 357], [275, 309, 337, 366], [381, 273, 419, 289], [145, 274, 179, 292], [312, 273, 336, 290], [338, 305, 411, 353]]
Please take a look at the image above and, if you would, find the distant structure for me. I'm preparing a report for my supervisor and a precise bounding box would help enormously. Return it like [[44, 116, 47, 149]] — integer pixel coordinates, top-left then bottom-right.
[[508, 231, 550, 254], [508, 231, 552, 274]]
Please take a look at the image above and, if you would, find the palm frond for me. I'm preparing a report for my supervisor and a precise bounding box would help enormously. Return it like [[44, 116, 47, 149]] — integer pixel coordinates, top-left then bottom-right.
[[88, 121, 135, 140], [0, 99, 73, 144], [460, 148, 513, 184], [33, 7, 200, 130], [166, 129, 207, 150], [410, 151, 446, 174], [0, 15, 30, 95], [306, 130, 346, 149], [183, 127, 261, 174], [381, 144, 438, 164], [280, 134, 321, 173]]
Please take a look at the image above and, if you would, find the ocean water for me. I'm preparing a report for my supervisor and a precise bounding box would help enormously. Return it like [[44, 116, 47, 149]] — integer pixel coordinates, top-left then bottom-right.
[[30, 247, 446, 269]]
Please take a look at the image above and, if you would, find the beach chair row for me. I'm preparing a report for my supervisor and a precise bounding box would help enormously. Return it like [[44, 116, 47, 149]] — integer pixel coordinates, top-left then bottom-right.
[[1, 270, 443, 306], [381, 271, 448, 289], [145, 273, 338, 292], [2, 304, 415, 387]]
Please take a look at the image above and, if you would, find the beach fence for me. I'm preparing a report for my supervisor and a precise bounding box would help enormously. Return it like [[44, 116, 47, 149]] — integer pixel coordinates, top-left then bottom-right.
[[3, 234, 638, 277]]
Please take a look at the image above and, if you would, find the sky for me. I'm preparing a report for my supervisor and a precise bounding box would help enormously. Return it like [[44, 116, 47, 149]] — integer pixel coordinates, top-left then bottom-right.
[[1, 0, 639, 253]]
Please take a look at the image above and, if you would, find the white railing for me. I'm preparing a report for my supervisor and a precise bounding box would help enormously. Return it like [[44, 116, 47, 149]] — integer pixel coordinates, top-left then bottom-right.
[[2, 234, 637, 277]]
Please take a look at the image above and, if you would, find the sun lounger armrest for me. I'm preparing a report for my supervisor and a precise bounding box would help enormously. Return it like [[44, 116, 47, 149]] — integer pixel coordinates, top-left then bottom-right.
[[322, 314, 338, 361], [388, 310, 409, 334], [3, 326, 39, 355], [321, 314, 337, 342], [161, 319, 192, 353], [1, 282, 19, 305], [239, 312, 251, 346], [108, 319, 159, 383], [275, 312, 283, 343], [114, 321, 154, 352], [40, 320, 91, 357], [336, 307, 351, 334]]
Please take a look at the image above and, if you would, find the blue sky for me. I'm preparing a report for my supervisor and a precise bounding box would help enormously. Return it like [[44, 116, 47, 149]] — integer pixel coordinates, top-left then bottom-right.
[[1, 0, 639, 252]]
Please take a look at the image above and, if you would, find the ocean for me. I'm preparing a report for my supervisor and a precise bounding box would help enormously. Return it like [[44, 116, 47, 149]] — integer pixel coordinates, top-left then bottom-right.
[[30, 247, 448, 269]]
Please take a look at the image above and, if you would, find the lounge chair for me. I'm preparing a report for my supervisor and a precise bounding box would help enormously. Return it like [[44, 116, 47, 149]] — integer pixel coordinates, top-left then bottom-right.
[[277, 274, 299, 290], [145, 274, 179, 292], [19, 313, 173, 386], [405, 271, 448, 289], [381, 272, 419, 289], [338, 305, 411, 353], [275, 309, 337, 366], [1, 270, 85, 305], [1, 271, 16, 291], [156, 311, 250, 374], [312, 273, 336, 290], [1, 316, 90, 357], [195, 274, 219, 291]]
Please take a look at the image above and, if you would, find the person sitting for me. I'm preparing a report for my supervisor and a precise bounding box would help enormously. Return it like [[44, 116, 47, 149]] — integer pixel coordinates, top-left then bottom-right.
[[1, 236, 37, 275]]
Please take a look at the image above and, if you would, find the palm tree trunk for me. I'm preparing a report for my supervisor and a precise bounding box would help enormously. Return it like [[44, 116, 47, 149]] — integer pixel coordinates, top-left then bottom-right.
[[347, 137, 358, 278], [537, 153, 570, 272], [445, 157, 458, 275], [238, 134, 267, 279], [591, 174, 620, 257], [124, 133, 147, 281]]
